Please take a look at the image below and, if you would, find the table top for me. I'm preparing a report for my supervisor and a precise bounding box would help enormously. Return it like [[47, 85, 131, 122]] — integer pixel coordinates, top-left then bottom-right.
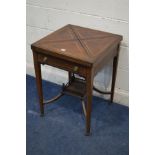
[[31, 24, 122, 66]]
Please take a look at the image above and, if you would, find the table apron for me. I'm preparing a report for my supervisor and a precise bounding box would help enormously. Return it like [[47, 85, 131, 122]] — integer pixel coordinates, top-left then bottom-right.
[[93, 44, 118, 76], [37, 53, 88, 77]]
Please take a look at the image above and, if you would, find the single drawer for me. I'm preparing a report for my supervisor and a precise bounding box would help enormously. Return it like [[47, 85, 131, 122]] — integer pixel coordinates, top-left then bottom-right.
[[37, 53, 87, 77]]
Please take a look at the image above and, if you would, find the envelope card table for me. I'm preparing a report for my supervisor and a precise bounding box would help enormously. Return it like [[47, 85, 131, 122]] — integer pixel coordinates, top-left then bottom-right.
[[31, 24, 122, 135]]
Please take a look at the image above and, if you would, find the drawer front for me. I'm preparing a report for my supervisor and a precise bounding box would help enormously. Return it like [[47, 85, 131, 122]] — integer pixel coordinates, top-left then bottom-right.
[[37, 54, 87, 77]]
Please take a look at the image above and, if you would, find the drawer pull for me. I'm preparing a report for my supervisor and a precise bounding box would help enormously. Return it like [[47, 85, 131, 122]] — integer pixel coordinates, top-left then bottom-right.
[[42, 57, 47, 64], [73, 66, 79, 72]]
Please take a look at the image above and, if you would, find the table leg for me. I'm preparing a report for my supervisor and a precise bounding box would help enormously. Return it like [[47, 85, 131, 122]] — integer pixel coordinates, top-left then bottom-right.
[[68, 71, 72, 83], [33, 52, 44, 116], [85, 69, 93, 135], [110, 54, 119, 103]]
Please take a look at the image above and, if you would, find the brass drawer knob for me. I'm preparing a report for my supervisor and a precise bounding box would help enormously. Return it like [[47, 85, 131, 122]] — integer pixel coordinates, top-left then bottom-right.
[[42, 57, 47, 64], [73, 66, 79, 72]]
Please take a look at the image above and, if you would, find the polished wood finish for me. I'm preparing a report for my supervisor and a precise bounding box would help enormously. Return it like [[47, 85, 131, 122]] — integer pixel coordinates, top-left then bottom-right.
[[43, 93, 63, 104], [110, 56, 119, 103], [63, 78, 86, 98], [32, 52, 44, 116], [85, 68, 93, 135], [31, 24, 122, 135], [37, 53, 87, 77]]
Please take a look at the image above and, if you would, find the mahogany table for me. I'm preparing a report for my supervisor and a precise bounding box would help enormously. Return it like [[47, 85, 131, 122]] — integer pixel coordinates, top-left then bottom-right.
[[31, 24, 122, 135]]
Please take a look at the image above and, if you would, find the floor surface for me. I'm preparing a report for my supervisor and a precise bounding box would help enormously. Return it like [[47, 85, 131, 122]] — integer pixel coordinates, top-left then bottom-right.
[[26, 75, 129, 155]]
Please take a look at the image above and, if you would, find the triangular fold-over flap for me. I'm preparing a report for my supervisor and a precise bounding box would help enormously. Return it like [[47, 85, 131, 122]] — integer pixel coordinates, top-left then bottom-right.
[[72, 25, 114, 39], [37, 40, 91, 61], [82, 37, 117, 56], [40, 26, 77, 43]]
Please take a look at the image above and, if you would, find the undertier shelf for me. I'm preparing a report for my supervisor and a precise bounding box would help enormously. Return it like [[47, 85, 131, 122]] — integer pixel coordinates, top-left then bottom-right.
[[63, 78, 86, 98]]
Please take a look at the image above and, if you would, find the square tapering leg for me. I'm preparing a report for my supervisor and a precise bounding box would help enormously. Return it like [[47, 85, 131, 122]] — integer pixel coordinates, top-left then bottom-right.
[[110, 45, 120, 103], [33, 51, 44, 116], [85, 69, 93, 136]]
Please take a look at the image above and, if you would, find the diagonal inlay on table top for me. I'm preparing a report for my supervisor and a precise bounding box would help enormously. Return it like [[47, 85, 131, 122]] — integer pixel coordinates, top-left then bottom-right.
[[31, 24, 122, 66]]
